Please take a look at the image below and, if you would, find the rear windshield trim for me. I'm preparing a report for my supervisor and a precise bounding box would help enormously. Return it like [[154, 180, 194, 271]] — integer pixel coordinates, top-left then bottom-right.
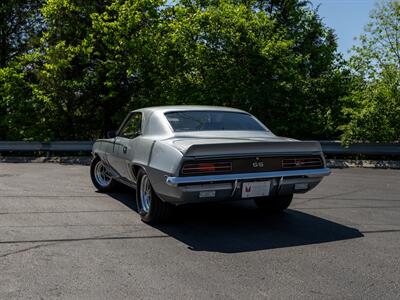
[[164, 110, 267, 132]]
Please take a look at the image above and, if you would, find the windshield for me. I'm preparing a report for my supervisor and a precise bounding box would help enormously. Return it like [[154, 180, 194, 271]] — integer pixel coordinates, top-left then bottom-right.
[[164, 111, 266, 132]]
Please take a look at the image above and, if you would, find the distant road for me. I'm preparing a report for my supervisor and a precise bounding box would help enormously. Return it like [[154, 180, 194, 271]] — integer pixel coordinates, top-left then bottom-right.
[[0, 164, 399, 299]]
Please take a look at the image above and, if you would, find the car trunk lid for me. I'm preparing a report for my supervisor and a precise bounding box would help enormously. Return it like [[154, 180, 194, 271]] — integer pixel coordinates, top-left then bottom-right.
[[169, 138, 322, 158]]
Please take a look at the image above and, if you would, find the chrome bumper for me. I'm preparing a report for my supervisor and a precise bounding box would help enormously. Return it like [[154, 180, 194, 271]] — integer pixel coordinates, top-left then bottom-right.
[[165, 168, 331, 187]]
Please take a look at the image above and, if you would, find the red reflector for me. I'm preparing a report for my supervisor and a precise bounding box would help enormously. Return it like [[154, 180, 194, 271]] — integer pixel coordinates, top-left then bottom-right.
[[182, 162, 232, 174]]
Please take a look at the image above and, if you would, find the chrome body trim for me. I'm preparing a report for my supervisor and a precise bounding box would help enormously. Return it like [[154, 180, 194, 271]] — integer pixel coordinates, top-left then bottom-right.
[[165, 168, 331, 187]]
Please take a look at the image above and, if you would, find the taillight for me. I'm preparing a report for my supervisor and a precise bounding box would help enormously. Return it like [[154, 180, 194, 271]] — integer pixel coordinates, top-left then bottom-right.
[[182, 162, 232, 175], [282, 157, 322, 169]]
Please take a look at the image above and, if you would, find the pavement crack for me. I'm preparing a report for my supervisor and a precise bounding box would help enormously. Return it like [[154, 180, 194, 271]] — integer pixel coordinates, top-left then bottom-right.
[[0, 234, 169, 246], [296, 188, 365, 204], [0, 209, 131, 215], [295, 205, 400, 210], [361, 229, 400, 234], [0, 242, 56, 258]]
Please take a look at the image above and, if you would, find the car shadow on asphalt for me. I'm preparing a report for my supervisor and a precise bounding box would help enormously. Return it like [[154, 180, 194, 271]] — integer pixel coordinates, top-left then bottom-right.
[[107, 188, 364, 254]]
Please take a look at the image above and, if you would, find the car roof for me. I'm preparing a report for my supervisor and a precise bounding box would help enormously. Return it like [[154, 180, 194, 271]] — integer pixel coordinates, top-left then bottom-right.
[[131, 105, 248, 114]]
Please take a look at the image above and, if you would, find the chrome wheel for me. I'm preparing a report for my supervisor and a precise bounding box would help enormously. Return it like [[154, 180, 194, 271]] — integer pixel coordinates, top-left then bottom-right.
[[94, 160, 112, 187], [140, 174, 152, 214]]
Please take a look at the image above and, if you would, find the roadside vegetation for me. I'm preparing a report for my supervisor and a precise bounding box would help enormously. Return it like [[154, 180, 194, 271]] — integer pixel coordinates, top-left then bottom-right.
[[0, 0, 398, 142]]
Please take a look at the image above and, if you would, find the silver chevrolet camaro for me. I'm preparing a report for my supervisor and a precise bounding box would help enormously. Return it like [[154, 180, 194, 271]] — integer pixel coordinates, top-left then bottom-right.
[[90, 106, 331, 223]]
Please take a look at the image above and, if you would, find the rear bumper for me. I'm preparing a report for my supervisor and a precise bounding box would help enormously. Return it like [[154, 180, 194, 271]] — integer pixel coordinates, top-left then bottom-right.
[[166, 168, 331, 187], [160, 168, 330, 204]]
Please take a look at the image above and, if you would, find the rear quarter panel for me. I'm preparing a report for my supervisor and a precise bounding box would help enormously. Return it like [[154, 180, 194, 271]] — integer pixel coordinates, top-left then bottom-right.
[[144, 140, 185, 202]]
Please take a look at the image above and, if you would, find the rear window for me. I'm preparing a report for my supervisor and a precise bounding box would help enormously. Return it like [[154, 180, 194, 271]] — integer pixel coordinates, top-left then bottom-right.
[[164, 111, 266, 132]]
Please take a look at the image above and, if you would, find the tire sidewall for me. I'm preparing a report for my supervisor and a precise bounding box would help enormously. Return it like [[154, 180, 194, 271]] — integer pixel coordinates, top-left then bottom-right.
[[136, 169, 153, 221], [90, 156, 114, 192], [136, 169, 172, 223]]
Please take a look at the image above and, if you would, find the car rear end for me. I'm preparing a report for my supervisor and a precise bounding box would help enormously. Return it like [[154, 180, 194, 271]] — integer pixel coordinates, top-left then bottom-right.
[[164, 140, 330, 204]]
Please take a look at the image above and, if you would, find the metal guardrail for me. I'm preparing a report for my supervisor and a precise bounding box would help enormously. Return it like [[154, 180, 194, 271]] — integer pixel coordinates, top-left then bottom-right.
[[319, 141, 400, 156], [0, 141, 93, 153], [0, 140, 399, 156]]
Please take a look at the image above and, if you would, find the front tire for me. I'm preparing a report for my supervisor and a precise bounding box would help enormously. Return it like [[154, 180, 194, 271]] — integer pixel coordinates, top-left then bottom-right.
[[254, 194, 293, 213], [136, 169, 173, 223], [90, 156, 117, 192]]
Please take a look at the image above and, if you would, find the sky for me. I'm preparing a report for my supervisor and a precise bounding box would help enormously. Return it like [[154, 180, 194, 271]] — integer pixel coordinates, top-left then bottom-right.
[[310, 0, 376, 58]]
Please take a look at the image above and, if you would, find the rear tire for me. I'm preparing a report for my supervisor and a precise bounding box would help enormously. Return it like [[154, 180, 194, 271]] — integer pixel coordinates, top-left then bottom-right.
[[90, 156, 117, 192], [254, 194, 293, 213], [136, 169, 173, 223]]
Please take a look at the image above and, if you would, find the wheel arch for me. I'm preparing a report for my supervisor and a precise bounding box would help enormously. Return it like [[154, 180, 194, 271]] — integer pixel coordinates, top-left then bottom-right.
[[132, 164, 173, 204], [131, 163, 145, 181]]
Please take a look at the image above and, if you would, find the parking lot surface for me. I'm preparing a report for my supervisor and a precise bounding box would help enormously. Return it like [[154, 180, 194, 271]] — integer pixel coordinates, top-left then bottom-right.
[[0, 163, 399, 299]]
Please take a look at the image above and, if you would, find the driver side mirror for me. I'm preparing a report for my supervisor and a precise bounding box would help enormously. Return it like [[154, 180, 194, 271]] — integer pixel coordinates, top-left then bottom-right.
[[107, 130, 116, 138]]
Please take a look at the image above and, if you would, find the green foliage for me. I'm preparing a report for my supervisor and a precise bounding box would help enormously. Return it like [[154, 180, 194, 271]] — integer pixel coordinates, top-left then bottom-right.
[[342, 0, 400, 143], [100, 0, 348, 139], [0, 0, 44, 139], [0, 0, 351, 141], [341, 66, 400, 143], [350, 0, 399, 79], [0, 0, 43, 67]]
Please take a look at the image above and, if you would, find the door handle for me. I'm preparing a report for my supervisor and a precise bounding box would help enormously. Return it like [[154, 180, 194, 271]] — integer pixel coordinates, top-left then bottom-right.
[[123, 146, 127, 154]]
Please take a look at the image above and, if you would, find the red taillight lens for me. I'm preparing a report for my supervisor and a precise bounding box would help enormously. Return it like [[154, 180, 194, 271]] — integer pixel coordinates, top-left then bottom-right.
[[182, 162, 232, 175], [282, 157, 322, 169]]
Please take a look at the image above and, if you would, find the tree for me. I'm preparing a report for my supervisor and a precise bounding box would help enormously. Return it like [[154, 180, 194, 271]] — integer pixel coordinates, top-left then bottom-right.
[[12, 0, 165, 140], [256, 0, 350, 138], [0, 0, 43, 139], [341, 0, 400, 143], [1, 0, 350, 141], [116, 0, 349, 139], [0, 0, 43, 68], [350, 0, 399, 79]]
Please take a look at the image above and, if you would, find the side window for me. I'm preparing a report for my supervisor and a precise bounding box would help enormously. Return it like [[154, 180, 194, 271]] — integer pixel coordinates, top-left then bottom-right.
[[118, 113, 142, 139]]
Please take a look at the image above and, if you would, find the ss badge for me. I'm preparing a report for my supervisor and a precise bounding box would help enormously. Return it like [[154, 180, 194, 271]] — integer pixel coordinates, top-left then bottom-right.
[[252, 161, 264, 168]]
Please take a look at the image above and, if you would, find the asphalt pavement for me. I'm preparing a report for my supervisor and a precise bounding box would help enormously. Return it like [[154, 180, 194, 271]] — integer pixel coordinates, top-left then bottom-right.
[[0, 163, 399, 299]]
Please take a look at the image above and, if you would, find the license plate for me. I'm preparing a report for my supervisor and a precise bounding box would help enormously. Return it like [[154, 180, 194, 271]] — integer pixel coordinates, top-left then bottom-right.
[[242, 181, 270, 198]]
